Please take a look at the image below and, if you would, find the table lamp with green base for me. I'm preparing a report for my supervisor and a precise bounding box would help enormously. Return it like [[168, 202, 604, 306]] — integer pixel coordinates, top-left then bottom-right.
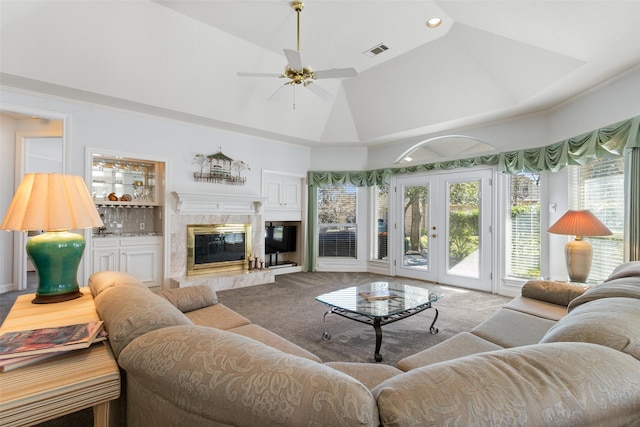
[[1, 173, 103, 303]]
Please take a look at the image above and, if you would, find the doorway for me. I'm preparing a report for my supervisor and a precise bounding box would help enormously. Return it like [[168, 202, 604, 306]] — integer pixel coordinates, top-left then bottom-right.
[[1, 109, 67, 292], [394, 169, 493, 292]]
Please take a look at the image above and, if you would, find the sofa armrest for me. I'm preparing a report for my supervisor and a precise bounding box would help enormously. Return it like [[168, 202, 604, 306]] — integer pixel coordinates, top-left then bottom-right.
[[119, 325, 379, 427], [521, 280, 587, 307], [373, 343, 640, 427]]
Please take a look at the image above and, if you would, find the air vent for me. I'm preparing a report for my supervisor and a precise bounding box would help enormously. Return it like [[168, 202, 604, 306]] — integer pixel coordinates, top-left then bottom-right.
[[364, 43, 389, 57]]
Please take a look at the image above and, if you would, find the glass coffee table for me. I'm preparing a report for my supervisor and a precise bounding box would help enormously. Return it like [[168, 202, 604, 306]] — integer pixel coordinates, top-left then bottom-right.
[[316, 281, 442, 362]]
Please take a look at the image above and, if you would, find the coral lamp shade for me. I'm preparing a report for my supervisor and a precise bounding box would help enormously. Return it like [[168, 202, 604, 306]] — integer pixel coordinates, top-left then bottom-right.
[[547, 210, 612, 238], [1, 173, 103, 232], [1, 173, 103, 303]]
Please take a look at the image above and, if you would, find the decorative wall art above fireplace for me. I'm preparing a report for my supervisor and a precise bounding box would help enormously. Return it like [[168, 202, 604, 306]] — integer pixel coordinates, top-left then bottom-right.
[[192, 149, 250, 186]]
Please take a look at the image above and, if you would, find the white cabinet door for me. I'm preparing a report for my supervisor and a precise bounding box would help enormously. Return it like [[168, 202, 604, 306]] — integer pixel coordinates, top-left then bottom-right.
[[264, 180, 283, 209], [281, 179, 301, 210], [91, 236, 162, 287], [119, 246, 160, 284], [263, 172, 304, 221], [92, 248, 117, 273]]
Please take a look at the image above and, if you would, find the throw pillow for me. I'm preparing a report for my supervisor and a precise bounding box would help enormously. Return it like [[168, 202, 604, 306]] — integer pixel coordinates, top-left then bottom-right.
[[521, 280, 587, 306], [157, 285, 219, 313]]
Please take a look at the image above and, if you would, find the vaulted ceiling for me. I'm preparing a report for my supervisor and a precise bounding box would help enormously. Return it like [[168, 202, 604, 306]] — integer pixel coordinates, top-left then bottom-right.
[[2, 1, 640, 151]]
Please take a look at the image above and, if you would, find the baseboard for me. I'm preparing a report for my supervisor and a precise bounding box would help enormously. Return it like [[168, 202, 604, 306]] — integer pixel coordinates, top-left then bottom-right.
[[0, 282, 16, 293]]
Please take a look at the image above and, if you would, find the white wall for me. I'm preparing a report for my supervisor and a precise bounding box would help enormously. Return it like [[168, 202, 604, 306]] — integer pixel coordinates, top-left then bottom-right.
[[364, 67, 640, 171], [309, 146, 369, 171], [0, 115, 17, 289], [0, 89, 312, 290]]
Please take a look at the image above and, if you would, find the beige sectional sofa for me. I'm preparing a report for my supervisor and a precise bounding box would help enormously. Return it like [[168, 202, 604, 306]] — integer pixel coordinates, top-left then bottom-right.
[[89, 261, 640, 426]]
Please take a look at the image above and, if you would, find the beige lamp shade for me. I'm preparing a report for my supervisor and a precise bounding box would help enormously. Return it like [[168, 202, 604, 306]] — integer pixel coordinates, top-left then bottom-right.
[[1, 173, 103, 303], [548, 210, 612, 283], [1, 173, 103, 232]]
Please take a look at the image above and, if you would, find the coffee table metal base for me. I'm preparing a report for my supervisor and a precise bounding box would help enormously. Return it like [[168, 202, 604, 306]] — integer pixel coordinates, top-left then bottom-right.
[[321, 302, 439, 362]]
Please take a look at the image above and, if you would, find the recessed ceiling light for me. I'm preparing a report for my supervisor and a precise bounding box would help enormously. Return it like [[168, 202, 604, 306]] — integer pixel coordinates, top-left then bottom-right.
[[426, 17, 442, 28], [404, 156, 413, 162]]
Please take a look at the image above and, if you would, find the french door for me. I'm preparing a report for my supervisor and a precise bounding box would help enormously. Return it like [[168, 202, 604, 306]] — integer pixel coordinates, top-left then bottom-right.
[[394, 169, 493, 292]]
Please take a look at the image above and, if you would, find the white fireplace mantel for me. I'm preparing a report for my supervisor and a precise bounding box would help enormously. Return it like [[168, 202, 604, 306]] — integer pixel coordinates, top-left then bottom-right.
[[172, 192, 266, 214]]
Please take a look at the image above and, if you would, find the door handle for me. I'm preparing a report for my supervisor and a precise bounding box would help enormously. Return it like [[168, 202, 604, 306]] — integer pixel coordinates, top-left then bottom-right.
[[431, 234, 437, 238]]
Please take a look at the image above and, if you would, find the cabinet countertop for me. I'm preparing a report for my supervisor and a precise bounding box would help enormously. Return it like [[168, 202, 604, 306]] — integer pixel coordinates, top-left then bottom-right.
[[92, 232, 163, 238]]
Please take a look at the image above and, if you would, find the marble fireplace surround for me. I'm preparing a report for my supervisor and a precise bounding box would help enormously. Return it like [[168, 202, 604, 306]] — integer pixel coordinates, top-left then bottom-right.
[[169, 192, 274, 290]]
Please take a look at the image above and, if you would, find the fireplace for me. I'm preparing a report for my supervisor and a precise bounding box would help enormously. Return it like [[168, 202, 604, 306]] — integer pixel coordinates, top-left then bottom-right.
[[187, 224, 251, 275]]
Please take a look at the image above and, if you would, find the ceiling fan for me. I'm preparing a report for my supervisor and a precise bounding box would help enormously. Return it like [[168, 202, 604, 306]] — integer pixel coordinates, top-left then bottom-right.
[[237, 1, 357, 105]]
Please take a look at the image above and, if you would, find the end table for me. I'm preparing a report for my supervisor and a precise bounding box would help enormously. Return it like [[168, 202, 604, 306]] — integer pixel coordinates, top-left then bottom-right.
[[0, 287, 120, 427]]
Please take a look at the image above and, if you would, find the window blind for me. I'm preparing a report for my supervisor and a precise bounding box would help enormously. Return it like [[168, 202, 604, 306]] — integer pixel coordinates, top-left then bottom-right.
[[317, 186, 357, 258], [507, 173, 541, 278], [569, 157, 625, 281]]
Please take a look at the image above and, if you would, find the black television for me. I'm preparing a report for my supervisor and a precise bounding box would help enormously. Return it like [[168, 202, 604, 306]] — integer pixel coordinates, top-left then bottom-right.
[[265, 225, 297, 254]]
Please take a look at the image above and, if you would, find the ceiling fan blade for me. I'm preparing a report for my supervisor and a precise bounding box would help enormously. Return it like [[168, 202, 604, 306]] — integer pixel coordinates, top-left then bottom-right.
[[283, 49, 303, 70], [268, 83, 291, 101], [313, 68, 358, 79], [306, 81, 333, 102], [237, 72, 283, 78]]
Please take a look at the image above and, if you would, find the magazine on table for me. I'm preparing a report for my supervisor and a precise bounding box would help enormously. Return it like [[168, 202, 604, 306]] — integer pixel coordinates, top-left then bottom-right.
[[0, 327, 108, 372], [0, 320, 105, 361]]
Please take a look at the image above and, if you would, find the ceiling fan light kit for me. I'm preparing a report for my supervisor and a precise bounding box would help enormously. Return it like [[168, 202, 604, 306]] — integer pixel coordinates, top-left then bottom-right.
[[237, 1, 357, 107]]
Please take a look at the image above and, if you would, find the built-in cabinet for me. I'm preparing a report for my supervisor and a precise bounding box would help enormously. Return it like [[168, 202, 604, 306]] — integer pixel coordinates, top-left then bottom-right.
[[262, 171, 305, 274], [92, 236, 162, 288], [91, 156, 157, 205], [88, 151, 166, 289], [263, 172, 303, 221]]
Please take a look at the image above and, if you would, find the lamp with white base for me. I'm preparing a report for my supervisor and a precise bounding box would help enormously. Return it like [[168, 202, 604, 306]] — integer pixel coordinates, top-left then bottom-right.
[[547, 209, 612, 283]]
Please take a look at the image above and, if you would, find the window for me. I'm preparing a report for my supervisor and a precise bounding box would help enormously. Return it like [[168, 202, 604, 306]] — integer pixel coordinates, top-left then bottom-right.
[[317, 185, 357, 257], [506, 173, 541, 279], [569, 157, 625, 282], [373, 185, 389, 260]]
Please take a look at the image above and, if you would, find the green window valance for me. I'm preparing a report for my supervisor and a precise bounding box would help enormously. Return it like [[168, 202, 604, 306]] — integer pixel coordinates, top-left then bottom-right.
[[308, 115, 640, 186]]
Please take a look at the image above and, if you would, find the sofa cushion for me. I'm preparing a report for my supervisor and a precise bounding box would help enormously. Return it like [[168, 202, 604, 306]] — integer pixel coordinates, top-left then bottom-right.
[[521, 279, 587, 306], [88, 270, 147, 297], [396, 332, 504, 371], [95, 285, 192, 357], [541, 297, 640, 361], [156, 284, 218, 313], [372, 342, 640, 427], [503, 295, 568, 321], [229, 324, 322, 363], [568, 276, 640, 311], [324, 362, 403, 390], [470, 308, 557, 348], [184, 303, 251, 330], [605, 260, 640, 282], [119, 325, 379, 427]]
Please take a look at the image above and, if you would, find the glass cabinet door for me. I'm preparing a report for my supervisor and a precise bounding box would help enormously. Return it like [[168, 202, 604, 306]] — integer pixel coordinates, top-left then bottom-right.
[[91, 156, 156, 204]]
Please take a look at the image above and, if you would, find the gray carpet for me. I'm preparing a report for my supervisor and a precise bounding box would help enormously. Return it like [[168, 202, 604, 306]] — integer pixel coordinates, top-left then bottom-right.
[[218, 271, 511, 366]]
